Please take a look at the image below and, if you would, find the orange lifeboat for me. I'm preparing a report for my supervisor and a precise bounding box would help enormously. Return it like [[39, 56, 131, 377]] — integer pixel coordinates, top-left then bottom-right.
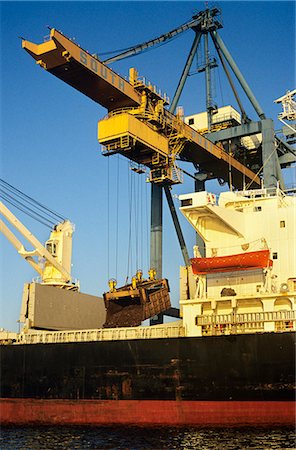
[[191, 249, 272, 275]]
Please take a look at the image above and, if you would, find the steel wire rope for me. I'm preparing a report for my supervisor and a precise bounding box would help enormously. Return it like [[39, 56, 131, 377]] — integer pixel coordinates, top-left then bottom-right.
[[107, 156, 110, 282], [115, 156, 120, 281], [134, 172, 140, 271], [145, 181, 149, 271], [137, 173, 143, 272], [0, 178, 66, 222], [134, 173, 137, 271], [0, 181, 64, 224], [126, 162, 133, 284], [130, 167, 134, 278], [126, 164, 130, 283], [132, 172, 137, 272], [139, 174, 143, 272], [130, 166, 134, 279], [139, 173, 144, 272], [0, 193, 53, 229], [138, 174, 140, 271], [0, 189, 55, 228]]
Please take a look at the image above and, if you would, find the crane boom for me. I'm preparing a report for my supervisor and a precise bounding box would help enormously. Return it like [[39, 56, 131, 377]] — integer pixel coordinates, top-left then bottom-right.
[[103, 15, 202, 64], [22, 29, 142, 111], [0, 219, 43, 275], [0, 201, 76, 288], [22, 30, 260, 188], [103, 8, 222, 64]]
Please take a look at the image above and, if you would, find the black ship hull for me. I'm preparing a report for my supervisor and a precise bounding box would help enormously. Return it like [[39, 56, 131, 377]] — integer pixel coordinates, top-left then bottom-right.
[[1, 331, 295, 425]]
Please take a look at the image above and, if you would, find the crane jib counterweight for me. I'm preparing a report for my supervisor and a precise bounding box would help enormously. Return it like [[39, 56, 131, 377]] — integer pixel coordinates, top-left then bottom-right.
[[22, 28, 260, 188]]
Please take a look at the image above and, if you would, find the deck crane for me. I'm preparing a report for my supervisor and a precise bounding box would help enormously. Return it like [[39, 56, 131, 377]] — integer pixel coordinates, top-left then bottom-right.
[[0, 201, 76, 289], [0, 197, 109, 330], [21, 7, 292, 323]]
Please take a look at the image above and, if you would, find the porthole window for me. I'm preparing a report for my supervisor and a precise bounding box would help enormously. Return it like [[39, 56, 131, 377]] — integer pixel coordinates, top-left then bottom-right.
[[280, 220, 285, 228]]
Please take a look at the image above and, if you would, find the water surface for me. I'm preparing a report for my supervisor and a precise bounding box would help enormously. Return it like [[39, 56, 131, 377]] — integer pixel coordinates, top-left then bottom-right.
[[1, 425, 295, 449]]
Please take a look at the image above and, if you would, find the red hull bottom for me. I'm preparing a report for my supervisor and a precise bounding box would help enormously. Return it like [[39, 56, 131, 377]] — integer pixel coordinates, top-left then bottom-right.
[[1, 399, 295, 426]]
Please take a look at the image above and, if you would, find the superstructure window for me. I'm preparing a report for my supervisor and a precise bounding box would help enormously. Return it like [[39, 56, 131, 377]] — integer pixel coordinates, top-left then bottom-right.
[[254, 206, 262, 212], [272, 252, 278, 260], [46, 241, 57, 256], [181, 198, 193, 207], [188, 118, 194, 125], [280, 220, 286, 228]]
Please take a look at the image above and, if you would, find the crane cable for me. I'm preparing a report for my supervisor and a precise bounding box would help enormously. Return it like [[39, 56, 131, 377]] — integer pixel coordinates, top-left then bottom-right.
[[0, 178, 66, 222], [139, 172, 143, 271], [0, 192, 54, 229], [0, 178, 67, 228], [145, 181, 149, 271], [126, 163, 133, 283], [134, 171, 139, 271], [115, 156, 120, 280], [107, 156, 110, 282], [106, 155, 127, 284], [0, 189, 55, 229], [125, 164, 148, 282], [0, 185, 55, 226]]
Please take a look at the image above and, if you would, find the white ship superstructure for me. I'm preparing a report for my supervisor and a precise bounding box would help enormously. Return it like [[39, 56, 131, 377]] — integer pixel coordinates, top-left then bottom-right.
[[179, 187, 296, 337]]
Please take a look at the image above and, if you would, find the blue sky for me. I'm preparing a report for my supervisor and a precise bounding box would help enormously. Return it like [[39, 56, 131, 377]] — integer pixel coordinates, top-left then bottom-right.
[[1, 1, 295, 331]]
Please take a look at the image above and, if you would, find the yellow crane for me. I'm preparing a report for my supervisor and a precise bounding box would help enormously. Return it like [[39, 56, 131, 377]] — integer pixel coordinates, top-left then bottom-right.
[[0, 201, 76, 289], [22, 28, 260, 188], [0, 198, 109, 331]]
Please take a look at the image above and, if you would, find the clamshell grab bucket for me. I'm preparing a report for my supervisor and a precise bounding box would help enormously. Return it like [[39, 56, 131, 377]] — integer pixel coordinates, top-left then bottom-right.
[[103, 278, 171, 328]]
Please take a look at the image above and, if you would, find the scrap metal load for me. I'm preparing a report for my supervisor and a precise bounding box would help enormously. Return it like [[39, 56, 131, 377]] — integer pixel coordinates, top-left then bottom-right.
[[103, 272, 171, 327]]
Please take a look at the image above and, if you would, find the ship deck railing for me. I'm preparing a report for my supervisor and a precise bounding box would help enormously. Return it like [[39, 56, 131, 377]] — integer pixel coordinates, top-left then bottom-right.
[[197, 310, 296, 325], [2, 321, 185, 345], [237, 185, 295, 199], [1, 311, 295, 345], [196, 310, 295, 335]]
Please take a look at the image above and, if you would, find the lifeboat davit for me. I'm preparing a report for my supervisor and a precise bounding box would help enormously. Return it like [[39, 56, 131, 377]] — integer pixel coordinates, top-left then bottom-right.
[[191, 249, 272, 274]]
